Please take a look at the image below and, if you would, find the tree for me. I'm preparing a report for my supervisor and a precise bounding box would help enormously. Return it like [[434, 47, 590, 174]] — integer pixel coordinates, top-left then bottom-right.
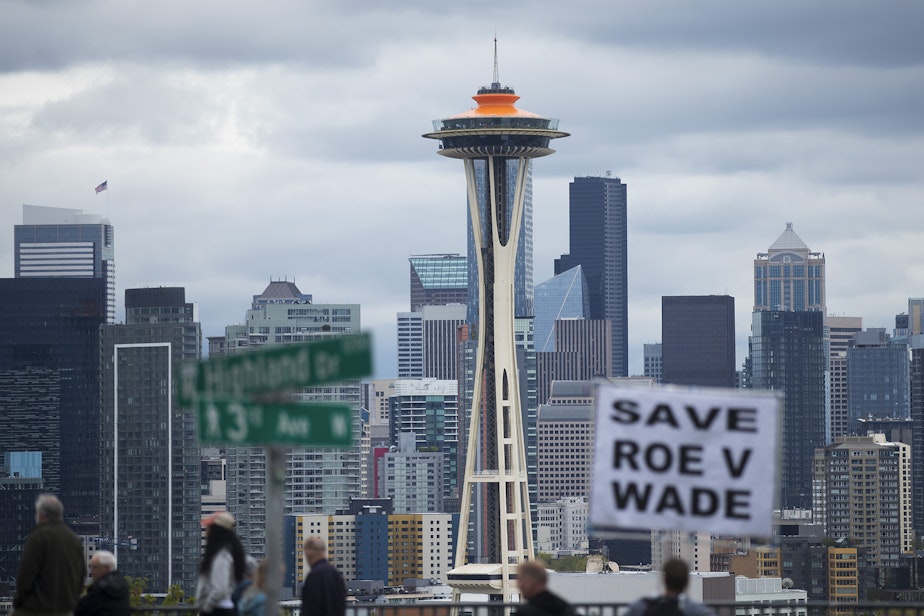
[[163, 584, 186, 606], [125, 577, 148, 607]]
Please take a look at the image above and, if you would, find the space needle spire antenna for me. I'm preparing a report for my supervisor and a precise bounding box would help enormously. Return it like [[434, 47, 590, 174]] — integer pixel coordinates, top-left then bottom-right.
[[493, 34, 500, 87], [424, 52, 569, 610]]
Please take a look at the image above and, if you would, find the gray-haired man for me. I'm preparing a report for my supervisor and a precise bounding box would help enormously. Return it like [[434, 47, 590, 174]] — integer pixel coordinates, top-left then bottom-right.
[[13, 494, 86, 616]]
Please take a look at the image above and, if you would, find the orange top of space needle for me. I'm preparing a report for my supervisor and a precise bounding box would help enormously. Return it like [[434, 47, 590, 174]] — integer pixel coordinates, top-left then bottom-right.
[[422, 42, 568, 158], [449, 89, 544, 120]]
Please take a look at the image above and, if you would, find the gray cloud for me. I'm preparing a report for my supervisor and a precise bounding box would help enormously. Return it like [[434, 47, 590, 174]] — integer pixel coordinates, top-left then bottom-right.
[[0, 0, 922, 378]]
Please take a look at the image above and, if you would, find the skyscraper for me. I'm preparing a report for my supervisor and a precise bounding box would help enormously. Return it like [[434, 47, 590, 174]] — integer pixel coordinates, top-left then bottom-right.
[[378, 432, 445, 513], [100, 287, 202, 592], [555, 174, 628, 376], [15, 204, 115, 323], [0, 277, 107, 589], [908, 299, 924, 335], [813, 434, 913, 568], [910, 335, 924, 537], [825, 316, 863, 441], [753, 222, 825, 313], [749, 310, 826, 510], [409, 254, 468, 312], [537, 381, 594, 503], [661, 295, 736, 388], [388, 379, 460, 504], [847, 329, 910, 434], [750, 224, 826, 510], [643, 343, 663, 384], [423, 57, 567, 601], [220, 281, 367, 557], [396, 311, 424, 378], [397, 304, 466, 380], [533, 265, 590, 354], [535, 319, 612, 405]]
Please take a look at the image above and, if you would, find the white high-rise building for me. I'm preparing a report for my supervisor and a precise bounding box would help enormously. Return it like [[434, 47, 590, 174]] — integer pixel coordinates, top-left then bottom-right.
[[824, 316, 862, 442], [389, 379, 459, 503], [651, 530, 714, 572], [220, 281, 367, 557], [378, 433, 444, 513], [812, 433, 913, 567], [537, 381, 594, 502], [397, 304, 466, 380], [536, 497, 588, 555]]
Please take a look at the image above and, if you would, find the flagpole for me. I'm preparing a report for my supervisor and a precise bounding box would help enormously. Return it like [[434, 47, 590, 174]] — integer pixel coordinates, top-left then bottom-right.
[[95, 180, 109, 218]]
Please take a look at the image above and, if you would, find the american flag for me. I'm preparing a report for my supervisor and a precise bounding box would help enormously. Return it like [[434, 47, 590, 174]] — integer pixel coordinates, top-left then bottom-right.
[[95, 180, 108, 193]]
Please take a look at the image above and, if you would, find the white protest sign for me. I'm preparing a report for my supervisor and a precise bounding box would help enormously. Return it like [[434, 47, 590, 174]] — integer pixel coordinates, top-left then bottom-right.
[[589, 383, 780, 537]]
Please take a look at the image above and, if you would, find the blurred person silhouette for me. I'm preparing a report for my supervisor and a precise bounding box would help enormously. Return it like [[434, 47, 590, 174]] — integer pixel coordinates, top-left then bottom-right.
[[515, 560, 574, 616], [300, 536, 346, 616], [197, 512, 246, 616], [13, 494, 86, 616], [624, 559, 715, 616], [75, 551, 130, 616]]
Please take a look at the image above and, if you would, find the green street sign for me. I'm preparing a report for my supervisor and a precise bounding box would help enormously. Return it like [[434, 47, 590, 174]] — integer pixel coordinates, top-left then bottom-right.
[[197, 399, 353, 446], [180, 333, 372, 404]]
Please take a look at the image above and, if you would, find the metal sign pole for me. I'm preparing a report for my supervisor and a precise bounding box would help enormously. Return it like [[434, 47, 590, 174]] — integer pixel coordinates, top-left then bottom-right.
[[264, 444, 285, 616]]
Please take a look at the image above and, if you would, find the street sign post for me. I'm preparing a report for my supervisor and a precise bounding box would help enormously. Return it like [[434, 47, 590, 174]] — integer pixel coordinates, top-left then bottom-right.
[[197, 399, 353, 446], [183, 332, 372, 616], [180, 332, 372, 405]]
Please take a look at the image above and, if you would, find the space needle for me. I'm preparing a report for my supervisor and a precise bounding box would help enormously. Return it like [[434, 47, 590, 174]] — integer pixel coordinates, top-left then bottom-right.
[[423, 45, 568, 605]]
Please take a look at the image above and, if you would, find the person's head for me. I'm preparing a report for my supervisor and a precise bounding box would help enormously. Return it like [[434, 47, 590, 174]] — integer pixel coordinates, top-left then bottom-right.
[[662, 559, 690, 596], [244, 555, 259, 580], [90, 551, 116, 582], [517, 560, 548, 600], [303, 536, 328, 567], [253, 559, 270, 591], [35, 494, 64, 525], [200, 512, 246, 581]]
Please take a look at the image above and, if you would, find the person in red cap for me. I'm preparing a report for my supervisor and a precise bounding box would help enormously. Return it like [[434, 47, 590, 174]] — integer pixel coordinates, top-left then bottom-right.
[[196, 512, 246, 616]]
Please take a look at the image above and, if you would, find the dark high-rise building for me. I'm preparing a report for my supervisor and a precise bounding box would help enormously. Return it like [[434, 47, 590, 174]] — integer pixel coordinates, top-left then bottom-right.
[[15, 204, 115, 323], [910, 336, 924, 537], [661, 295, 736, 388], [749, 310, 826, 510], [0, 278, 107, 588], [100, 287, 202, 593], [643, 343, 662, 384], [555, 175, 628, 376], [0, 278, 107, 518], [847, 328, 910, 433]]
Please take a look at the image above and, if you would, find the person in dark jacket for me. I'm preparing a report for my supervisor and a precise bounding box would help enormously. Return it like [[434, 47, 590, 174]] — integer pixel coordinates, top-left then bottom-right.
[[624, 559, 715, 616], [300, 536, 346, 616], [13, 494, 86, 616], [75, 551, 130, 616], [515, 560, 575, 616]]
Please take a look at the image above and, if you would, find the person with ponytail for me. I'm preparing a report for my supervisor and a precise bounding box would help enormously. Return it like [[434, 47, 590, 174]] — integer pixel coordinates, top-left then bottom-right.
[[197, 512, 246, 616]]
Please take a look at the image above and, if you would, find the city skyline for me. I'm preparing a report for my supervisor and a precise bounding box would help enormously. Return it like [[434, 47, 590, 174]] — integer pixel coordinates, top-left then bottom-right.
[[1, 3, 922, 378]]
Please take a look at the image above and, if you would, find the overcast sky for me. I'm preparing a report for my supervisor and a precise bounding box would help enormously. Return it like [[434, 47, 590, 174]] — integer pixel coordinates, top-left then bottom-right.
[[1, 1, 922, 378]]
